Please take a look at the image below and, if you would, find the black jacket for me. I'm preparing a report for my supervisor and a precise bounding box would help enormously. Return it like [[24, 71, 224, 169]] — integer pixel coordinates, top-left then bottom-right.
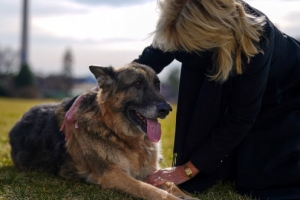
[[134, 2, 300, 199]]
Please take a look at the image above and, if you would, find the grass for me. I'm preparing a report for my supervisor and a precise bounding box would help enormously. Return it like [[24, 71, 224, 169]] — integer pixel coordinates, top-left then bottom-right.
[[0, 97, 253, 200]]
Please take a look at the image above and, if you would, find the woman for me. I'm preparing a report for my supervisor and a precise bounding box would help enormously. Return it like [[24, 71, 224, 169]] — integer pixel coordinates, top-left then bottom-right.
[[62, 0, 300, 199]]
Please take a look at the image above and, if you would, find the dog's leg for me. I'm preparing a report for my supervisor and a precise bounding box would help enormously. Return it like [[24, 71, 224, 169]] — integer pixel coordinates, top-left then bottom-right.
[[90, 169, 182, 200], [159, 182, 199, 200]]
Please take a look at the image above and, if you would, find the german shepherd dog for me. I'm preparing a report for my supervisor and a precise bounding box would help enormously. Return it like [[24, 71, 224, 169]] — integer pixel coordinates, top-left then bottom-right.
[[9, 63, 197, 200]]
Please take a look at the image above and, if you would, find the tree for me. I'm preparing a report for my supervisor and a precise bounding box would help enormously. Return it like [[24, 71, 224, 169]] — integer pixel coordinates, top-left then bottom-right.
[[161, 67, 181, 103], [166, 67, 180, 95], [14, 63, 34, 88], [0, 46, 19, 75], [63, 48, 72, 78], [62, 48, 73, 96], [13, 63, 39, 98]]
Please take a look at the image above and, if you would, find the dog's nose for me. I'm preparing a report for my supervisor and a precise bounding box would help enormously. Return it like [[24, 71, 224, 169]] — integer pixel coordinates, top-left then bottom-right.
[[157, 102, 172, 117]]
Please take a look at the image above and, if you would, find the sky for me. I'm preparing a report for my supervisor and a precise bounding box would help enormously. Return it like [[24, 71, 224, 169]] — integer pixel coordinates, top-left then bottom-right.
[[0, 0, 300, 81]]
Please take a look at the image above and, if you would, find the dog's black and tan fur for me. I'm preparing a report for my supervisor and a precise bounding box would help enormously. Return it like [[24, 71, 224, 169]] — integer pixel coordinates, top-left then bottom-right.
[[9, 63, 197, 200]]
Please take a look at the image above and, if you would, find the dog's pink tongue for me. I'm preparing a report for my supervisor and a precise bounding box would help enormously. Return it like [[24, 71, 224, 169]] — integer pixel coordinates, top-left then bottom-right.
[[147, 118, 161, 143]]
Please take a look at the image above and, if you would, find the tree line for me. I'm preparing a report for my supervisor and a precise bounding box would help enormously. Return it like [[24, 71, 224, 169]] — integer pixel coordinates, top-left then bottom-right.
[[0, 46, 73, 99]]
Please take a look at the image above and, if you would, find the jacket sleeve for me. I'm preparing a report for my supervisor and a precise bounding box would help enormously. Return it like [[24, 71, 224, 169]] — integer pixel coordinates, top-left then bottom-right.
[[133, 46, 175, 74], [190, 22, 275, 174]]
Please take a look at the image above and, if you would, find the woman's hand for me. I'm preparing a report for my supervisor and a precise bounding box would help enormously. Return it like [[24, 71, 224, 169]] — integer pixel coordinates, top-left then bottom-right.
[[146, 166, 190, 187], [146, 161, 199, 187]]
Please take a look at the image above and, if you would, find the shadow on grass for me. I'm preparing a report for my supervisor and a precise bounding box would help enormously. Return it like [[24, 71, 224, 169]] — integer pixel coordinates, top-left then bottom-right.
[[1, 167, 254, 200], [0, 165, 137, 200]]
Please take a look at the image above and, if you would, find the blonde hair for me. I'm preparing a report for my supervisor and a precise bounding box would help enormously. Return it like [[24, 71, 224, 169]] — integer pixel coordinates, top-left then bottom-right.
[[152, 0, 266, 82]]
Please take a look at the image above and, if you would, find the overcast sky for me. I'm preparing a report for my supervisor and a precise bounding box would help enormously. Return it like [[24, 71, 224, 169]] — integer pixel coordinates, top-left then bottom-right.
[[0, 0, 300, 80]]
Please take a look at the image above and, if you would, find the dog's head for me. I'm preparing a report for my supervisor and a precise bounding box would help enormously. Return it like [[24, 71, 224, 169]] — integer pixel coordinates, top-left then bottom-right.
[[89, 63, 172, 143]]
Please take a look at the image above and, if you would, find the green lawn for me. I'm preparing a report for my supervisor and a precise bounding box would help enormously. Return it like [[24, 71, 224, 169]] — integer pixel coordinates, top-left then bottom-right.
[[0, 97, 253, 199]]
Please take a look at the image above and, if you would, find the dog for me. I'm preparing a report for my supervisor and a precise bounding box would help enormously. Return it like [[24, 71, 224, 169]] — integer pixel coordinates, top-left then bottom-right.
[[9, 63, 198, 200]]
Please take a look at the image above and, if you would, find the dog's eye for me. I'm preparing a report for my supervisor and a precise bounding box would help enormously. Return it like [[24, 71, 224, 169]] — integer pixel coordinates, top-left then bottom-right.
[[133, 81, 142, 89], [154, 80, 160, 90]]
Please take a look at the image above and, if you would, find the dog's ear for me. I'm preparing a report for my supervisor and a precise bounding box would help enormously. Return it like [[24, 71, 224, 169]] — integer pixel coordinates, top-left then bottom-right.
[[89, 65, 115, 88]]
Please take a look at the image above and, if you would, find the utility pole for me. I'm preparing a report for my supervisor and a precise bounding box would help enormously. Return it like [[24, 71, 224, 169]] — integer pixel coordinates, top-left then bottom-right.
[[21, 0, 28, 66]]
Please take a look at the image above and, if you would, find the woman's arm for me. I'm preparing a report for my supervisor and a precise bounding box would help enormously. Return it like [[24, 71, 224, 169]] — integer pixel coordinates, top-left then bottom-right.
[[190, 22, 275, 174], [133, 45, 175, 73]]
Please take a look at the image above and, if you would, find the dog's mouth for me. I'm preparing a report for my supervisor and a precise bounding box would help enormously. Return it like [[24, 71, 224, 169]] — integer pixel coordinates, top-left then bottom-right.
[[128, 110, 161, 143]]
